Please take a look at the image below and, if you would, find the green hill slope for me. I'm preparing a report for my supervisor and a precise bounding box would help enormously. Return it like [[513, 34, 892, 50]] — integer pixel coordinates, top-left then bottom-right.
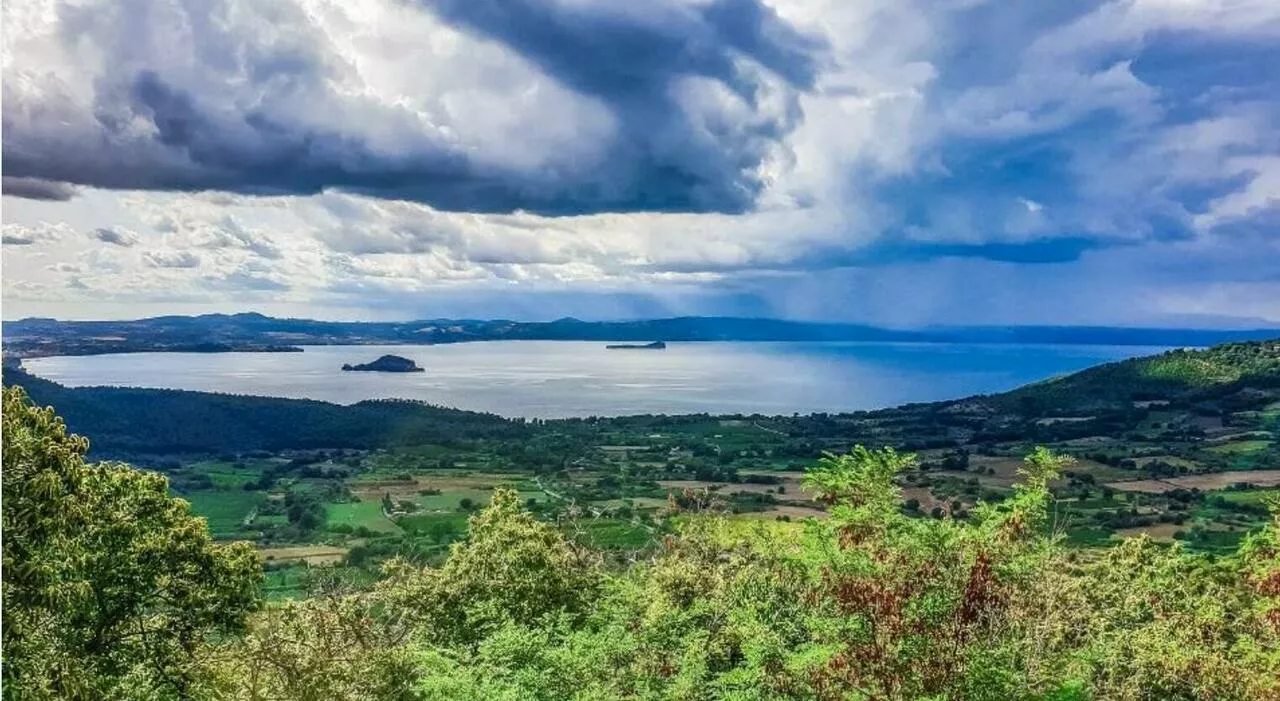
[[992, 340, 1280, 414]]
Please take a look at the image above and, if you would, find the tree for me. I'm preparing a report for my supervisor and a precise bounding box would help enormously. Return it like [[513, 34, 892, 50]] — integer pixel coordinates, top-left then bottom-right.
[[213, 589, 419, 701], [381, 489, 598, 647], [2, 387, 262, 700], [285, 490, 325, 532], [799, 445, 1072, 699]]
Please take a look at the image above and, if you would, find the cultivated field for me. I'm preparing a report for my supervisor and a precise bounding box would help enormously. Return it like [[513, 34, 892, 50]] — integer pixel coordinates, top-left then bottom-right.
[[1107, 469, 1280, 493]]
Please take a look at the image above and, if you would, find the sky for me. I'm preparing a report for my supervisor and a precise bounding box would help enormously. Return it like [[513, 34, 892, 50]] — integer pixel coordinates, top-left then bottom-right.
[[2, 0, 1279, 327]]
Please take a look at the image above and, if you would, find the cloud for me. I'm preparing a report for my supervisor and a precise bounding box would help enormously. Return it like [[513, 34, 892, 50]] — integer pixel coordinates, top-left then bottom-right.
[[2, 222, 71, 246], [201, 270, 291, 292], [1, 176, 78, 201], [143, 250, 201, 268], [3, 0, 1280, 327], [192, 219, 283, 260], [1, 0, 823, 215], [91, 227, 139, 247]]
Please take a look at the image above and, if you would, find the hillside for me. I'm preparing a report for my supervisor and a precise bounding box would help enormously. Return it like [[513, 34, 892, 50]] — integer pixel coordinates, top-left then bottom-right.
[[2, 368, 522, 455], [994, 340, 1280, 414], [6, 312, 1277, 357]]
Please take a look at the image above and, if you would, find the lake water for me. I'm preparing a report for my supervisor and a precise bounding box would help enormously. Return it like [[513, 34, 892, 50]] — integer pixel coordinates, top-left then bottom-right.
[[22, 341, 1175, 418]]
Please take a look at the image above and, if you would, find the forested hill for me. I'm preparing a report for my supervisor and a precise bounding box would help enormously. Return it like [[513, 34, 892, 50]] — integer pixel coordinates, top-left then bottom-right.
[[2, 368, 523, 456], [991, 339, 1280, 414], [6, 311, 1279, 357]]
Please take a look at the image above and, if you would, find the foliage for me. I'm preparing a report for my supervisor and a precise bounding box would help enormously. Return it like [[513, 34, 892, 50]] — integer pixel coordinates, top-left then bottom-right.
[[1002, 340, 1280, 413], [1032, 536, 1280, 700], [6, 384, 1280, 699], [383, 446, 1276, 700], [1, 387, 262, 700], [209, 588, 420, 701], [378, 489, 601, 647], [285, 490, 326, 532]]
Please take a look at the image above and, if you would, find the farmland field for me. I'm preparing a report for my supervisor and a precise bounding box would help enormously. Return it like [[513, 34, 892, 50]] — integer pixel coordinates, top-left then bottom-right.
[[1107, 469, 1280, 493]]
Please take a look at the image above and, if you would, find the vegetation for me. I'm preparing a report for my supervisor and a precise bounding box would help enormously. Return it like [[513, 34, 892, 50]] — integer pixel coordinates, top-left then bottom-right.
[[6, 388, 1278, 698], [4, 340, 1278, 578], [4, 340, 1280, 698], [2, 387, 261, 700], [5, 368, 522, 453]]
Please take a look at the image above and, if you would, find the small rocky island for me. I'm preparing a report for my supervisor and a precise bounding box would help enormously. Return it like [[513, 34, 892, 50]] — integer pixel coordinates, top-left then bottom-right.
[[341, 354, 424, 372], [605, 341, 667, 350]]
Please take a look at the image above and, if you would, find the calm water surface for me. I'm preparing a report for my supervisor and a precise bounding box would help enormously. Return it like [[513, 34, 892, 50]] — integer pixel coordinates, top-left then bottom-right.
[[23, 341, 1175, 418]]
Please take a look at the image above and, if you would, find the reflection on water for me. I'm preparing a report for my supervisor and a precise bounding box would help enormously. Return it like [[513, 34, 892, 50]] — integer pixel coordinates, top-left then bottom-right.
[[22, 341, 1174, 418]]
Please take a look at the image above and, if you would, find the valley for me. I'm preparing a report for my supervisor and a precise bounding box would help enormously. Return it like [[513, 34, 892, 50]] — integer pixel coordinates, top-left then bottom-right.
[[6, 339, 1278, 597]]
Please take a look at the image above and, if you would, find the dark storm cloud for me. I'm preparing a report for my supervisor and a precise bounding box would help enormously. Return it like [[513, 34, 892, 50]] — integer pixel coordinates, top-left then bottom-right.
[[422, 0, 821, 99], [1, 0, 824, 215], [1, 176, 79, 201], [410, 0, 823, 212], [92, 227, 139, 247]]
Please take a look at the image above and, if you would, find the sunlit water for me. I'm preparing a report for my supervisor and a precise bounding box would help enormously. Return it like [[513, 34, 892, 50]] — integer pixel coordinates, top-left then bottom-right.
[[21, 341, 1175, 418]]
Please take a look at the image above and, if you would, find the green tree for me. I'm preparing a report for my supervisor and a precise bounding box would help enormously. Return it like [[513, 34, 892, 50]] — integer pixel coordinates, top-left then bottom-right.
[[2, 387, 262, 700], [799, 445, 1072, 699], [285, 490, 326, 532], [212, 590, 420, 701], [382, 489, 599, 647]]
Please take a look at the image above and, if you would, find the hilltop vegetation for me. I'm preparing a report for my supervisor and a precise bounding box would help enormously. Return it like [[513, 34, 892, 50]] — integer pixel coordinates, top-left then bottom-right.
[[998, 340, 1280, 413], [4, 387, 1279, 700]]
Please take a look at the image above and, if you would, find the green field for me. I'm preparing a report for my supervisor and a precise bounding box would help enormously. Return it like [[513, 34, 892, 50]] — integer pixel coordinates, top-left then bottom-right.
[[181, 490, 264, 538], [1207, 440, 1272, 455], [1218, 487, 1280, 506], [569, 519, 656, 550], [398, 511, 472, 539], [325, 501, 400, 533], [185, 460, 266, 489], [412, 488, 494, 510]]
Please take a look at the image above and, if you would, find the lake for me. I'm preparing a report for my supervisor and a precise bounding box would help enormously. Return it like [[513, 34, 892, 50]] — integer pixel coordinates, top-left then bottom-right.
[[22, 341, 1176, 419]]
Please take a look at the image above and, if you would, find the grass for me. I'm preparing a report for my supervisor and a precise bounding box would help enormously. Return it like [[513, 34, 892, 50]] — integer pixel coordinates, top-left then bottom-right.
[[325, 501, 400, 533], [186, 460, 265, 489], [568, 519, 655, 550], [1261, 402, 1280, 425], [1218, 487, 1280, 507], [262, 565, 311, 601], [398, 511, 471, 539], [1206, 440, 1272, 456], [1179, 528, 1250, 555], [1064, 527, 1118, 548], [414, 488, 494, 510], [182, 490, 264, 538]]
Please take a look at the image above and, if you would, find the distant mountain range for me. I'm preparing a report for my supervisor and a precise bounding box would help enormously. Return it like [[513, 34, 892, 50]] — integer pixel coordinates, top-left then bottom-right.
[[4, 312, 1279, 358]]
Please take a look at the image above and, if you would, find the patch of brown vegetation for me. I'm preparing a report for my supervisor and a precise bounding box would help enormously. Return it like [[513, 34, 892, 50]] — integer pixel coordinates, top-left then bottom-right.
[[258, 545, 349, 566]]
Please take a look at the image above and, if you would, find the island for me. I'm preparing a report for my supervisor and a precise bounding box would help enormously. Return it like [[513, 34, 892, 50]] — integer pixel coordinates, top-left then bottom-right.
[[341, 354, 425, 372], [605, 341, 667, 350]]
